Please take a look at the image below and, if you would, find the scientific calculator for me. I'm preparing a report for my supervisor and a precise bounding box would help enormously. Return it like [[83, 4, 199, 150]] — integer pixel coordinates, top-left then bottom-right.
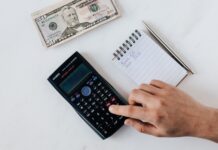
[[48, 52, 126, 139]]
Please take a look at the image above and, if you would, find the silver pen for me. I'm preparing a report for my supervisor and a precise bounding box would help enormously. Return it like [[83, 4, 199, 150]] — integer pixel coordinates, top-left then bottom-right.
[[143, 21, 194, 74]]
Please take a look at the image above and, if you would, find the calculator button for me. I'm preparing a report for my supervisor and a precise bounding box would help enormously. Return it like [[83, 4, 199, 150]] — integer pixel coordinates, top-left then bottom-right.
[[111, 97, 116, 102], [114, 120, 118, 125], [103, 97, 108, 101], [89, 81, 94, 86], [118, 116, 124, 120], [93, 86, 97, 90], [110, 116, 115, 121], [76, 102, 81, 106], [104, 90, 109, 94], [91, 101, 96, 106], [96, 122, 100, 126], [92, 75, 98, 81], [97, 90, 101, 94], [88, 98, 92, 102], [81, 98, 85, 102], [92, 93, 97, 98], [91, 117, 95, 121], [101, 107, 106, 112], [70, 97, 76, 102], [105, 121, 109, 125], [99, 126, 104, 130], [96, 97, 100, 102], [91, 109, 95, 113], [97, 82, 102, 87], [106, 102, 112, 108], [100, 93, 104, 98], [75, 93, 81, 98], [83, 110, 87, 114], [108, 93, 112, 97], [81, 86, 92, 97], [96, 112, 100, 116], [106, 112, 110, 116], [104, 130, 108, 135], [86, 113, 91, 117]]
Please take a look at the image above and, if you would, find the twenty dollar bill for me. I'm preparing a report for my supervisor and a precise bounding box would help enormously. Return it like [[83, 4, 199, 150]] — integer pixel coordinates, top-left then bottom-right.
[[32, 0, 120, 48]]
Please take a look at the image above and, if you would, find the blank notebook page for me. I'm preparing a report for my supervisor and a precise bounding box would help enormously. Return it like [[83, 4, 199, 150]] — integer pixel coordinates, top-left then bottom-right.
[[112, 30, 188, 86]]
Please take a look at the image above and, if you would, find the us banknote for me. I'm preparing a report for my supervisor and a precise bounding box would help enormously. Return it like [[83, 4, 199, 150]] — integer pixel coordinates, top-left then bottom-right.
[[32, 0, 121, 48]]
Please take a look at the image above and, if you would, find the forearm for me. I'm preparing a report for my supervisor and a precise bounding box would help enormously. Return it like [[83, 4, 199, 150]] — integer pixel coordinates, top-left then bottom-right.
[[193, 107, 218, 143]]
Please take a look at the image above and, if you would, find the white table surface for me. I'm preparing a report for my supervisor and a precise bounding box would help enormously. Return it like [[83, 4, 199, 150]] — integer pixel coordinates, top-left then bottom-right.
[[1, 0, 218, 149]]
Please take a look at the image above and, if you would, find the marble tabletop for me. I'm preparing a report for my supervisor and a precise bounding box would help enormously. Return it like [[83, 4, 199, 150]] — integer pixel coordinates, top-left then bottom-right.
[[1, 0, 218, 149]]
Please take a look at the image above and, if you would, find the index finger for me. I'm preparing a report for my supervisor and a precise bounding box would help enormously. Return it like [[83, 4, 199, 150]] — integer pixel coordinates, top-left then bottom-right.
[[109, 105, 152, 122]]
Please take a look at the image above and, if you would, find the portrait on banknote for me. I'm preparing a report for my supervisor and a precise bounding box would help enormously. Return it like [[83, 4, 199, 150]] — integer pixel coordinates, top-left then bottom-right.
[[61, 6, 90, 38]]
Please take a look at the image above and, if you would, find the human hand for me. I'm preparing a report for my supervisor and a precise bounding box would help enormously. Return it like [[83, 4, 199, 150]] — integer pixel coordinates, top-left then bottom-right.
[[109, 80, 218, 141]]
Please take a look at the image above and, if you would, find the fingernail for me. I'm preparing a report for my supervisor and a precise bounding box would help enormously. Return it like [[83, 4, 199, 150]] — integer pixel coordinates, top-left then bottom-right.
[[109, 105, 115, 112]]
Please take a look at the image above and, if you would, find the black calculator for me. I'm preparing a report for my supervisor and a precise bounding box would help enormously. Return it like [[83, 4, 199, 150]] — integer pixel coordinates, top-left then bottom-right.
[[48, 52, 126, 139]]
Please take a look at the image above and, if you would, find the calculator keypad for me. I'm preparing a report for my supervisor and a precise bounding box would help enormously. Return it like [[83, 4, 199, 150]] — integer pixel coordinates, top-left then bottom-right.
[[71, 74, 125, 137]]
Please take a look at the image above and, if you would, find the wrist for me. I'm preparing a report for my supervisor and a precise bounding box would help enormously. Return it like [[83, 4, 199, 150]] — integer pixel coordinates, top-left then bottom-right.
[[192, 106, 218, 142]]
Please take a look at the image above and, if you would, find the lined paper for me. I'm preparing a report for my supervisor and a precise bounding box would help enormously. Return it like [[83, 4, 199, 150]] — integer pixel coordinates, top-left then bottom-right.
[[113, 30, 188, 86]]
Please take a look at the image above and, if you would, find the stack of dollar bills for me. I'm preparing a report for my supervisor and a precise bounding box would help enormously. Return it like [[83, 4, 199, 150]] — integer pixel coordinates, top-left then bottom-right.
[[32, 0, 120, 48]]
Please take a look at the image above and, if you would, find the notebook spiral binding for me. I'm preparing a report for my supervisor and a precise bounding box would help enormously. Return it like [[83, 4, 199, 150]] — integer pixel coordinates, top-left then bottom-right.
[[113, 30, 142, 60]]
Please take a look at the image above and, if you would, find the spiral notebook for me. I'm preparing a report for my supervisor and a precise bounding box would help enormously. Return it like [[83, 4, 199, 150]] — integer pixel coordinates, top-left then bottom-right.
[[112, 28, 192, 86]]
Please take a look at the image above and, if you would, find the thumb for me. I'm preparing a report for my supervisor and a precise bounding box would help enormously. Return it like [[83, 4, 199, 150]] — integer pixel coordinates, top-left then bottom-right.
[[125, 118, 161, 136]]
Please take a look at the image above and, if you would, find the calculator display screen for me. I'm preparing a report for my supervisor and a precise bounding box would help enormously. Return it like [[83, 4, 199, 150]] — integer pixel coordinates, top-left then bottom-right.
[[59, 64, 91, 94]]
